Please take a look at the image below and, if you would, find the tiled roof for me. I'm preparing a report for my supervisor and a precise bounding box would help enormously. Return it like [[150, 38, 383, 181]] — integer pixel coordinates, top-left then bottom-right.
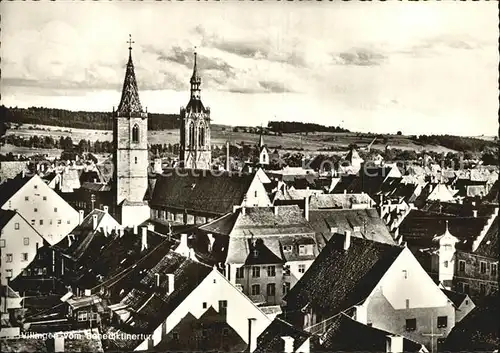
[[474, 216, 498, 258], [319, 313, 423, 352], [483, 179, 499, 204], [150, 171, 255, 215], [284, 235, 404, 315], [309, 193, 374, 209], [0, 209, 16, 229], [398, 209, 489, 250], [63, 209, 109, 259], [0, 174, 31, 206], [442, 295, 499, 351], [117, 50, 143, 114], [254, 317, 311, 353], [0, 285, 21, 298], [0, 338, 48, 352], [0, 161, 28, 182], [308, 208, 396, 249], [96, 163, 114, 184], [421, 201, 496, 217], [62, 227, 171, 293], [120, 252, 213, 332], [440, 289, 468, 307]]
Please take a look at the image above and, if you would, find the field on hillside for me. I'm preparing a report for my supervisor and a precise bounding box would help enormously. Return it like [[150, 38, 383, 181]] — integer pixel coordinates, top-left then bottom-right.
[[5, 123, 457, 154]]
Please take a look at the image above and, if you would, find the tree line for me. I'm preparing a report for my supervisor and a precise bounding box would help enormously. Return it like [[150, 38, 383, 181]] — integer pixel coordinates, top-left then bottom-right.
[[3, 134, 114, 154], [267, 121, 350, 134], [0, 105, 181, 131], [412, 134, 497, 153]]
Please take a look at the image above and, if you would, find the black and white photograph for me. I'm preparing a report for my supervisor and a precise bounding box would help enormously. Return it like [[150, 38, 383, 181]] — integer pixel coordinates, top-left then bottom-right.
[[0, 1, 498, 352]]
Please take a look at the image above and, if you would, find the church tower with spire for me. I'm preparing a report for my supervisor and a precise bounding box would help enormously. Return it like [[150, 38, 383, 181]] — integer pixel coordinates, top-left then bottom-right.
[[113, 35, 149, 220], [179, 50, 212, 170]]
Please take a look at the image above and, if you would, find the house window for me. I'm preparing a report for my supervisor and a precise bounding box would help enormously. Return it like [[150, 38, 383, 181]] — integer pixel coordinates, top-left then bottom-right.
[[15, 223, 20, 230], [437, 316, 447, 328], [40, 220, 43, 225], [43, 196, 47, 201], [0, 239, 5, 248], [459, 260, 465, 272], [22, 253, 28, 261], [24, 237, 29, 246], [54, 208, 58, 212], [34, 208, 38, 213], [34, 184, 38, 189], [25, 196, 29, 201], [254, 190, 258, 198], [222, 328, 229, 337], [298, 264, 306, 274], [299, 245, 306, 255], [480, 262, 487, 274], [463, 283, 470, 294], [31, 220, 35, 225], [6, 254, 13, 263], [67, 220, 71, 224], [202, 302, 207, 309], [42, 268, 47, 275], [266, 283, 276, 296], [267, 266, 276, 277], [172, 332, 179, 340], [77, 312, 88, 322], [283, 245, 292, 252], [252, 266, 260, 278], [283, 282, 291, 295], [5, 269, 13, 279], [236, 267, 244, 279], [405, 318, 416, 331], [251, 284, 260, 296], [218, 300, 228, 311], [202, 330, 208, 339], [405, 299, 410, 309], [443, 261, 448, 268], [58, 220, 62, 225], [253, 249, 259, 257], [135, 157, 138, 164], [283, 265, 290, 276], [480, 283, 486, 295], [492, 263, 497, 277]]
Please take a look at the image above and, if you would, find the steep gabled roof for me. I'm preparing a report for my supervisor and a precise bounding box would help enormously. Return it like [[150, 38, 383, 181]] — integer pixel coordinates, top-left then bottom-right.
[[319, 313, 424, 352], [440, 289, 468, 307], [308, 208, 396, 248], [254, 317, 311, 353], [442, 295, 499, 351], [120, 252, 213, 332], [284, 235, 404, 315], [474, 216, 498, 258], [150, 171, 255, 216], [398, 209, 490, 250], [0, 174, 31, 207], [0, 209, 16, 229]]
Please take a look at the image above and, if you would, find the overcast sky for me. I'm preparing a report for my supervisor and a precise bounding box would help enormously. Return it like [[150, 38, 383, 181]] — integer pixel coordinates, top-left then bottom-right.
[[1, 1, 498, 135]]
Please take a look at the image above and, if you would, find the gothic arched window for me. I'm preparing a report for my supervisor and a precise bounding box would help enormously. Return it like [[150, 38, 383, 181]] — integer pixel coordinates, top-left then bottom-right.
[[132, 124, 139, 143], [199, 124, 205, 147], [188, 122, 195, 148]]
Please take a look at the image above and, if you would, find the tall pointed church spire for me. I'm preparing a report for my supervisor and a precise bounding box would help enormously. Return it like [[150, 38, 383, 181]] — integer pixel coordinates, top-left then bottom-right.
[[117, 34, 143, 114], [190, 48, 201, 86]]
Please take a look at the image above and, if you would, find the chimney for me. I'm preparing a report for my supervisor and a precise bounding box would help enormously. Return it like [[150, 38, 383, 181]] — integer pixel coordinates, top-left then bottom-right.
[[304, 196, 309, 221], [241, 206, 246, 215], [393, 227, 399, 239], [247, 318, 256, 353], [344, 189, 347, 195], [53, 333, 65, 352], [473, 210, 478, 218], [166, 273, 175, 295], [141, 227, 148, 251], [226, 141, 230, 171], [180, 233, 188, 249], [92, 214, 99, 230], [274, 206, 279, 216], [147, 223, 155, 232], [118, 228, 124, 238], [188, 247, 196, 260], [343, 230, 351, 250], [78, 210, 84, 225], [155, 273, 161, 288], [281, 336, 294, 353], [386, 335, 403, 353], [133, 225, 138, 235], [354, 304, 367, 324], [103, 205, 108, 213]]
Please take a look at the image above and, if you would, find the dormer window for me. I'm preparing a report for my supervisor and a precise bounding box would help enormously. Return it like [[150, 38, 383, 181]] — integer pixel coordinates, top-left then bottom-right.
[[253, 249, 259, 257], [283, 245, 292, 252], [353, 226, 361, 232]]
